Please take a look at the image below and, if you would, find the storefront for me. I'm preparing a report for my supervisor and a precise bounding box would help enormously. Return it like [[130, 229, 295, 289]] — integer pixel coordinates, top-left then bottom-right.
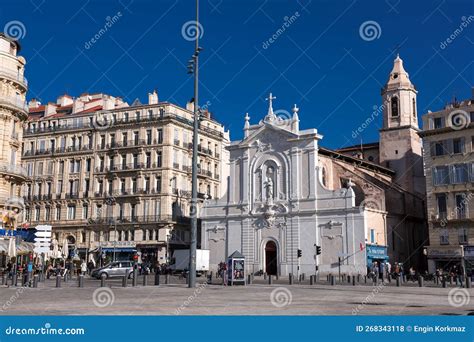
[[426, 245, 463, 274], [94, 241, 137, 265], [463, 245, 474, 277], [366, 244, 389, 270]]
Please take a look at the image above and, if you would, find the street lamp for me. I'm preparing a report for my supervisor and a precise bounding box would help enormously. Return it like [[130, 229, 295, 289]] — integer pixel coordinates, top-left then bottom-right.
[[187, 0, 202, 288]]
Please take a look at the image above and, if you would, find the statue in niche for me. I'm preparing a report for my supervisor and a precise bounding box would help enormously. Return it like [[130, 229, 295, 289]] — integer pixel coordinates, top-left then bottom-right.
[[264, 166, 276, 203]]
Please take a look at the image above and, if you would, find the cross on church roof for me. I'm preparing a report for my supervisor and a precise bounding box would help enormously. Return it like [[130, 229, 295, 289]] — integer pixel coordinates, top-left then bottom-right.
[[265, 92, 277, 119]]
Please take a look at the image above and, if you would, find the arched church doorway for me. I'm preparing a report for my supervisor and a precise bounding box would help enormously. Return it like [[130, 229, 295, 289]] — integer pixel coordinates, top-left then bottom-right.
[[265, 241, 277, 275]]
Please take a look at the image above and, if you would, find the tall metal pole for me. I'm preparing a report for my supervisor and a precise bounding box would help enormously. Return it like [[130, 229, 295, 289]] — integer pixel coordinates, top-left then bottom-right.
[[188, 0, 199, 288]]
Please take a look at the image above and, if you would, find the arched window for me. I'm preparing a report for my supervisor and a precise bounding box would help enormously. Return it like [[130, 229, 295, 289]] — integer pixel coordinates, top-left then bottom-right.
[[412, 98, 416, 118], [391, 96, 399, 117]]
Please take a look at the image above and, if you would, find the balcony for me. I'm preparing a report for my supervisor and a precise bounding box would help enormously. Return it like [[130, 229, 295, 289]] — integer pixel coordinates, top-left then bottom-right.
[[88, 215, 174, 225], [0, 161, 27, 179], [0, 69, 28, 88], [173, 162, 180, 169], [65, 193, 79, 199], [0, 95, 28, 114], [174, 139, 180, 146]]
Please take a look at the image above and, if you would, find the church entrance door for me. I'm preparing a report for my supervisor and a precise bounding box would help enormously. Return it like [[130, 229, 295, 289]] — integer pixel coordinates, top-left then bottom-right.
[[265, 241, 277, 275]]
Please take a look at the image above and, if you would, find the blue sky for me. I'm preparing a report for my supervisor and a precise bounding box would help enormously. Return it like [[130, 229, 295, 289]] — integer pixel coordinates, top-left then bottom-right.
[[1, 0, 473, 148]]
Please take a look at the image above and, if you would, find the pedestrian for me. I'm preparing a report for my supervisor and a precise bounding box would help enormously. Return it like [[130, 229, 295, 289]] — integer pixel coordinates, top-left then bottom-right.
[[409, 267, 416, 282], [80, 260, 87, 276]]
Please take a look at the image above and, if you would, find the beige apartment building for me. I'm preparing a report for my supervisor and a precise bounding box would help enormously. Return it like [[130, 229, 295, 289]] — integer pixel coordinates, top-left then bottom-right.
[[22, 92, 229, 265], [0, 34, 28, 237], [420, 90, 474, 275]]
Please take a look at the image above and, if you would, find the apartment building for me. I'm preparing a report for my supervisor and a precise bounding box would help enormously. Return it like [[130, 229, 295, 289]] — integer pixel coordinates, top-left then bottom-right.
[[420, 89, 474, 274], [0, 33, 28, 217], [22, 91, 229, 265]]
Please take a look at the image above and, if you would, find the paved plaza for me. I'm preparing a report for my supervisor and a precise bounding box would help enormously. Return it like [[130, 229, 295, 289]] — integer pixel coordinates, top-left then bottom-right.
[[0, 275, 472, 316]]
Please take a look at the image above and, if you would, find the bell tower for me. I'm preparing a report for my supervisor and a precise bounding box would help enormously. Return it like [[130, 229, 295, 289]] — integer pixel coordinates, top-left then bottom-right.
[[379, 55, 424, 194]]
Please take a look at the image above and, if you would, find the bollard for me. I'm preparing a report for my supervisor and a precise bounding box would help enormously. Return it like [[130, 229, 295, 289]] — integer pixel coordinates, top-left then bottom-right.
[[209, 272, 213, 284], [276, 274, 279, 280], [357, 274, 361, 283], [132, 269, 138, 287], [352, 276, 356, 286], [302, 273, 305, 281], [165, 274, 170, 285], [143, 274, 148, 286], [330, 274, 336, 286], [289, 274, 293, 285], [449, 276, 453, 285], [348, 275, 351, 283], [263, 273, 267, 280], [247, 274, 252, 285], [100, 274, 106, 287], [154, 273, 160, 286], [268, 275, 273, 285], [364, 276, 367, 284], [78, 275, 84, 288], [442, 277, 447, 288], [396, 276, 400, 287], [122, 275, 127, 287], [33, 274, 39, 288], [56, 275, 61, 288], [418, 275, 423, 287], [63, 273, 68, 283], [466, 278, 472, 289]]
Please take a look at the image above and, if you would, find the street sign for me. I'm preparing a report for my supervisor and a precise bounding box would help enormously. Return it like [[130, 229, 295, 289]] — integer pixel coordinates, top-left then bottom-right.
[[34, 225, 52, 254]]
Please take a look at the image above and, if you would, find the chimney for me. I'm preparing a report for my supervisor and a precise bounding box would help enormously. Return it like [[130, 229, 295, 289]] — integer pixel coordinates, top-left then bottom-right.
[[186, 99, 195, 112], [103, 96, 115, 110], [28, 98, 41, 108], [73, 98, 85, 113], [148, 90, 159, 105], [56, 94, 73, 107], [44, 103, 57, 117]]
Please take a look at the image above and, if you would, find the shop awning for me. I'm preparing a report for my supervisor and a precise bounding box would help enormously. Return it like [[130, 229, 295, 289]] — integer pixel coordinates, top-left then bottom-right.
[[0, 239, 35, 255], [100, 248, 136, 253]]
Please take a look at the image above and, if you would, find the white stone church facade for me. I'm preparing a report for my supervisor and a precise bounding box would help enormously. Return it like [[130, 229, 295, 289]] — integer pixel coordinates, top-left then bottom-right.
[[201, 56, 427, 277], [201, 96, 368, 276]]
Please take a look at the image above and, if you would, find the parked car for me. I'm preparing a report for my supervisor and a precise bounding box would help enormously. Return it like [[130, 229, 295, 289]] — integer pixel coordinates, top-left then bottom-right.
[[91, 261, 134, 279]]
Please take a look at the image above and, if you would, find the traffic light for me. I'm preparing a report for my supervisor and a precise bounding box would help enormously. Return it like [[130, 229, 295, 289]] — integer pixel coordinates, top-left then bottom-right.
[[316, 245, 321, 255], [297, 249, 302, 258]]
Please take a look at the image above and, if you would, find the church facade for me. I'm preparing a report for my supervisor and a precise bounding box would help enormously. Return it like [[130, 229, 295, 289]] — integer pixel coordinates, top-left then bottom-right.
[[201, 55, 427, 277]]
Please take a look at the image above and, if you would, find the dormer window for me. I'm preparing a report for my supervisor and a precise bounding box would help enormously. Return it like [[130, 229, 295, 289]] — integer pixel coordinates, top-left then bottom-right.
[[391, 96, 399, 117]]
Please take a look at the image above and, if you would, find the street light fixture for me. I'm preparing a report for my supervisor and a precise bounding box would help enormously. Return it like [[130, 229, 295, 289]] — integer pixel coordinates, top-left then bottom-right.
[[187, 0, 201, 288]]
